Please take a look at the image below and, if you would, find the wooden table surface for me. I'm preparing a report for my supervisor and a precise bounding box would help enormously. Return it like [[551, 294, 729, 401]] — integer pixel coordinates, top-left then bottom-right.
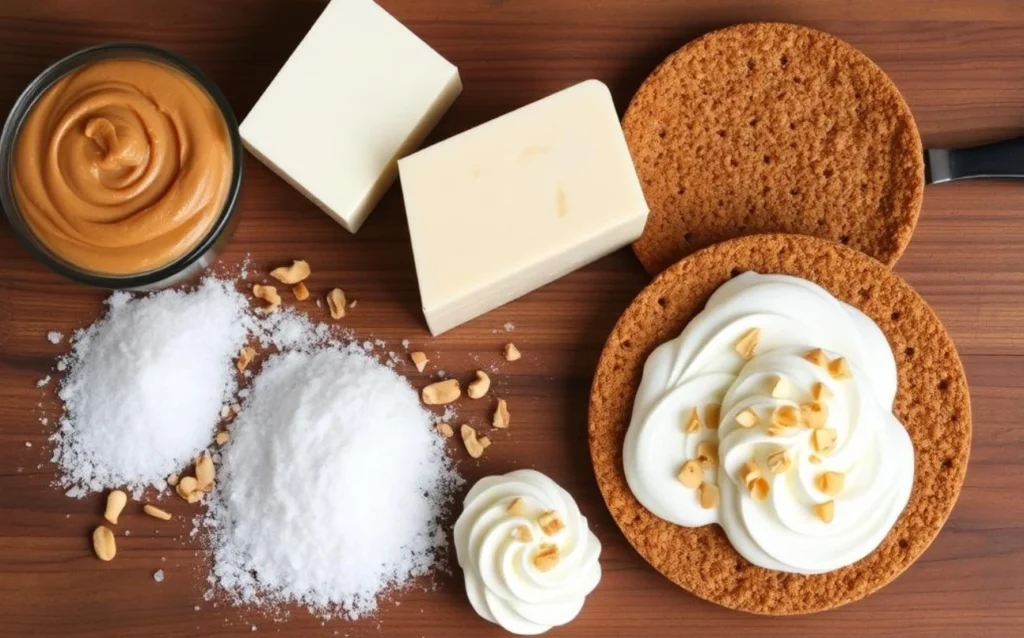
[[1, 1, 1022, 636]]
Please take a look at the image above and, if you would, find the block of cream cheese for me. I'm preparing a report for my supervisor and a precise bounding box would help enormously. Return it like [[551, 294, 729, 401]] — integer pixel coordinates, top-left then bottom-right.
[[398, 80, 649, 335], [240, 0, 462, 233]]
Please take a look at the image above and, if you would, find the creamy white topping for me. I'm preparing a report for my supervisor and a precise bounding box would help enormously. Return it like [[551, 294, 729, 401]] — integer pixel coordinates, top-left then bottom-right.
[[454, 469, 602, 635], [623, 272, 914, 574]]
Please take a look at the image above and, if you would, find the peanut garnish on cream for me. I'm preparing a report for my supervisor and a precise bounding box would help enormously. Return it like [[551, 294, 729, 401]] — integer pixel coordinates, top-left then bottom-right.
[[623, 273, 915, 574], [683, 407, 701, 433]]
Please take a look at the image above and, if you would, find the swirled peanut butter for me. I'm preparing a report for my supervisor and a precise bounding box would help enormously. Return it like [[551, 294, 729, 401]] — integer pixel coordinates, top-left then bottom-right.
[[13, 58, 232, 275]]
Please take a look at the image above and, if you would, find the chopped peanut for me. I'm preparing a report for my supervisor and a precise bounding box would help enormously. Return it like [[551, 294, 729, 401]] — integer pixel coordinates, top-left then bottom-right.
[[677, 460, 703, 488], [808, 454, 822, 465], [736, 408, 759, 428], [771, 375, 791, 398], [195, 453, 215, 492], [327, 288, 346, 319], [410, 351, 428, 373], [811, 381, 833, 401], [503, 343, 522, 362], [511, 525, 534, 542], [92, 526, 116, 561], [828, 357, 851, 380], [269, 260, 311, 285], [699, 482, 720, 509], [767, 450, 791, 474], [292, 282, 310, 301], [766, 425, 786, 437], [493, 398, 511, 429], [104, 490, 127, 525], [143, 504, 173, 521], [167, 473, 180, 487], [804, 348, 827, 367], [252, 284, 281, 313], [461, 425, 490, 459], [816, 471, 845, 496], [435, 422, 454, 438], [813, 500, 835, 523], [812, 428, 838, 455], [739, 460, 761, 486], [684, 407, 701, 434], [507, 497, 527, 516], [215, 431, 230, 446], [749, 477, 770, 501], [538, 511, 565, 536], [467, 371, 491, 399], [236, 346, 256, 372], [422, 379, 461, 405], [696, 441, 718, 468], [800, 401, 828, 429], [735, 327, 761, 359], [533, 544, 560, 572], [772, 405, 799, 428]]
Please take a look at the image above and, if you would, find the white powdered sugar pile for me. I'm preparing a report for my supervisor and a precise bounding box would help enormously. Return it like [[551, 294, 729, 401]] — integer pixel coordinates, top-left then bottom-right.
[[205, 345, 460, 619], [52, 279, 251, 494]]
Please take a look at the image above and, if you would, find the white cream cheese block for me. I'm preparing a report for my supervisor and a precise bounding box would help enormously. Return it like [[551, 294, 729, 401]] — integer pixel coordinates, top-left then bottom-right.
[[240, 0, 462, 233], [398, 80, 649, 335]]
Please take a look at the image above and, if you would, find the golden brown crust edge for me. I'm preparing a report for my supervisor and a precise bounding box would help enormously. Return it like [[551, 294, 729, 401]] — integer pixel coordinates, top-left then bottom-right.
[[623, 22, 925, 276], [588, 233, 970, 614]]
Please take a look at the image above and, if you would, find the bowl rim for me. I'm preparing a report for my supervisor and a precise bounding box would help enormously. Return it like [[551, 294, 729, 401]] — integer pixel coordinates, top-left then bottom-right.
[[0, 41, 243, 289]]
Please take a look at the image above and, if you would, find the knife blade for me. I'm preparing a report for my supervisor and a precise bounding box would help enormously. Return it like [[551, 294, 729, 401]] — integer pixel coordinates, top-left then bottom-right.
[[925, 137, 1024, 185]]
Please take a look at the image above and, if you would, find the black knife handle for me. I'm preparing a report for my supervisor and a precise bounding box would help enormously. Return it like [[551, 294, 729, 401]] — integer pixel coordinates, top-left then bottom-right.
[[949, 137, 1024, 181]]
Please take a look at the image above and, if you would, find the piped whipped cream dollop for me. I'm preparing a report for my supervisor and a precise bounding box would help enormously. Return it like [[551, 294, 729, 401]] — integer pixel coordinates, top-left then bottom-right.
[[623, 272, 914, 574], [454, 469, 601, 635]]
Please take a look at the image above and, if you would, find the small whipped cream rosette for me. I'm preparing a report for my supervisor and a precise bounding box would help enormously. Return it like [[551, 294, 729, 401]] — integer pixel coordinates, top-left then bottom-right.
[[454, 469, 602, 635], [623, 272, 914, 574]]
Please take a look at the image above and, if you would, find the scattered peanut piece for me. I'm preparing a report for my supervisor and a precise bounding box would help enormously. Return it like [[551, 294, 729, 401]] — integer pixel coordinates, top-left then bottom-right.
[[683, 407, 701, 434], [814, 500, 835, 524], [696, 441, 718, 469], [816, 471, 845, 496], [767, 450, 791, 474], [461, 425, 490, 459], [327, 288, 347, 319], [507, 497, 527, 516], [828, 357, 851, 380], [292, 282, 310, 301], [493, 398, 511, 429], [812, 428, 838, 455], [236, 346, 256, 372], [736, 408, 759, 428], [533, 544, 560, 572], [252, 284, 281, 313], [92, 525, 116, 561], [739, 461, 761, 486], [270, 259, 311, 285], [772, 405, 799, 428], [766, 425, 785, 437], [503, 343, 521, 362], [435, 422, 454, 438], [195, 453, 215, 492], [538, 511, 565, 536], [410, 351, 429, 373], [467, 371, 491, 399], [176, 476, 200, 503], [800, 401, 828, 429], [771, 376, 790, 398], [699, 482, 720, 509], [705, 403, 721, 429], [804, 348, 827, 367], [677, 459, 703, 488], [422, 379, 461, 405], [749, 477, 770, 501], [734, 327, 761, 359], [511, 525, 534, 542], [167, 473, 180, 487], [104, 490, 127, 525], [808, 454, 822, 465], [144, 504, 173, 521], [215, 431, 231, 446], [811, 381, 833, 402]]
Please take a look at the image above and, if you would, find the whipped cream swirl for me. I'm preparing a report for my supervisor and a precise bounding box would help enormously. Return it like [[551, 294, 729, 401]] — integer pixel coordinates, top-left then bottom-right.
[[623, 273, 914, 574], [454, 469, 601, 635]]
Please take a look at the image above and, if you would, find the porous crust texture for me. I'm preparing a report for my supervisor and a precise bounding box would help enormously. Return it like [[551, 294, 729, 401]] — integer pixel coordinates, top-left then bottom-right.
[[624, 23, 924, 275], [588, 234, 970, 614]]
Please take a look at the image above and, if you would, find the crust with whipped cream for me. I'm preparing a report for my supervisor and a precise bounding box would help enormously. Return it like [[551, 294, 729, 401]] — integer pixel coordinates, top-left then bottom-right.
[[588, 233, 971, 614]]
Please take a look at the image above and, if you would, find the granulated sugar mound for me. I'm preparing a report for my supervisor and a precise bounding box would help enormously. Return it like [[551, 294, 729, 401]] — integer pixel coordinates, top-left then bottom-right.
[[206, 345, 460, 619], [52, 279, 251, 494]]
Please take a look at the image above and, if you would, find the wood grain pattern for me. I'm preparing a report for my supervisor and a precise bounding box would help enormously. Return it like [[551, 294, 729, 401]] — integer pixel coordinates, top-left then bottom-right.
[[0, 1, 1022, 636]]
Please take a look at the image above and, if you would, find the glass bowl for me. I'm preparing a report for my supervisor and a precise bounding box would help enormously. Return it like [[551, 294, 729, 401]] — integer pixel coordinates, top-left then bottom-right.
[[0, 42, 243, 290]]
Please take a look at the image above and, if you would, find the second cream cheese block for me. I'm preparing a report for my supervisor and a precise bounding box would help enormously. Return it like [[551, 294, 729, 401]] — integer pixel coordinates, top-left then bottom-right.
[[240, 0, 462, 233], [399, 80, 649, 335]]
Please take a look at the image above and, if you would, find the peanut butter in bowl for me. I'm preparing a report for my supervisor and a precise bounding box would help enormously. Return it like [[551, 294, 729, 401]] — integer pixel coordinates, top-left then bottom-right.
[[1, 44, 241, 286]]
